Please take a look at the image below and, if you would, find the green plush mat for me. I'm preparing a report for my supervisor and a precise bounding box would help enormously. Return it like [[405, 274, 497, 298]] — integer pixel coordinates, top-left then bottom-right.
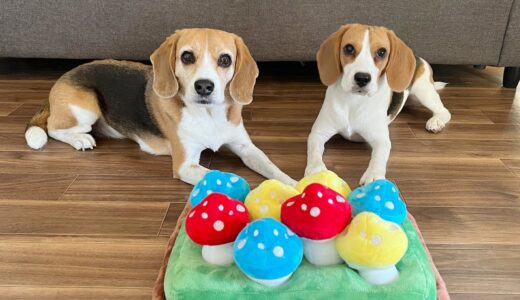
[[164, 218, 436, 300]]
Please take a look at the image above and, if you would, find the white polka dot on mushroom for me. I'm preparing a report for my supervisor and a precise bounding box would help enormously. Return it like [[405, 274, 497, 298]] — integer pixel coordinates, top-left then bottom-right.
[[392, 187, 396, 193], [202, 212, 208, 219], [287, 228, 295, 236], [255, 198, 261, 203], [286, 201, 295, 207], [230, 176, 239, 183], [228, 210, 234, 216], [218, 204, 224, 211], [254, 229, 259, 237], [203, 180, 207, 186], [385, 201, 395, 210], [375, 185, 381, 190], [328, 199, 334, 204], [257, 243, 265, 250], [206, 190, 212, 195], [317, 191, 323, 198], [371, 235, 382, 246], [336, 195, 346, 203], [189, 211, 195, 218], [273, 229, 279, 236], [356, 193, 365, 198], [360, 231, 367, 239], [270, 191, 277, 198], [375, 195, 381, 201], [216, 179, 222, 185], [310, 207, 321, 217], [226, 182, 232, 188], [237, 239, 247, 250], [192, 189, 200, 197], [273, 246, 284, 257], [213, 220, 224, 231], [236, 204, 246, 212], [260, 205, 269, 214], [301, 193, 306, 199], [203, 201, 208, 207], [301, 204, 307, 211]]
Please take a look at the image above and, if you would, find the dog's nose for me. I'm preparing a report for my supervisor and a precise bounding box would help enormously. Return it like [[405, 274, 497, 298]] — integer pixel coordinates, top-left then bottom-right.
[[194, 79, 214, 96], [354, 72, 371, 87]]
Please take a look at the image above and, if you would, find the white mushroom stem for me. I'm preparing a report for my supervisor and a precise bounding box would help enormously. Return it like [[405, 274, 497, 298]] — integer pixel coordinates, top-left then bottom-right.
[[247, 274, 292, 287], [201, 242, 234, 266], [354, 265, 400, 285], [301, 237, 343, 266]]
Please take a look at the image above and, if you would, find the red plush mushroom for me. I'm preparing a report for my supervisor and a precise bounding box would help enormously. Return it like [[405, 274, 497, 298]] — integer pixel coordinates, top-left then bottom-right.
[[185, 193, 250, 266], [281, 183, 352, 265]]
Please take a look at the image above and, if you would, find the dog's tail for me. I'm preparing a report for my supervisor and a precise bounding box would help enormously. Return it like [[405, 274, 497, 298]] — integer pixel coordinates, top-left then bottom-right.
[[434, 81, 448, 91], [25, 100, 50, 149]]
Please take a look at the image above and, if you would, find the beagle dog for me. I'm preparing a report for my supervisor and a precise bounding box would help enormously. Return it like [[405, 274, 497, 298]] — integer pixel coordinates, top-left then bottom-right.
[[25, 28, 296, 186], [306, 24, 451, 185]]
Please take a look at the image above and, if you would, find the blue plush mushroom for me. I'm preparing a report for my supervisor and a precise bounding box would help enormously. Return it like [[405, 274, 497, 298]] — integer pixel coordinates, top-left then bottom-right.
[[233, 218, 303, 287], [348, 179, 407, 224], [189, 170, 250, 207]]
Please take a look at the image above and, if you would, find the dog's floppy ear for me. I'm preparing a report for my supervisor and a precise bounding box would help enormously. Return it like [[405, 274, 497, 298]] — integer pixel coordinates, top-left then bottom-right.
[[150, 30, 183, 98], [386, 30, 416, 92], [317, 24, 352, 86], [229, 36, 259, 105]]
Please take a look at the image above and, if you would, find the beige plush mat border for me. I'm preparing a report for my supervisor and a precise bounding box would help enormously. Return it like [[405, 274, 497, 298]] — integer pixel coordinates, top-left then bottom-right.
[[152, 204, 450, 300]]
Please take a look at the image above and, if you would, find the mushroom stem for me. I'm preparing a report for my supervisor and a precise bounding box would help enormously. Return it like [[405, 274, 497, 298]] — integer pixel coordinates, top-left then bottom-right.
[[201, 242, 234, 266], [246, 274, 292, 287], [357, 265, 399, 285], [301, 237, 343, 266]]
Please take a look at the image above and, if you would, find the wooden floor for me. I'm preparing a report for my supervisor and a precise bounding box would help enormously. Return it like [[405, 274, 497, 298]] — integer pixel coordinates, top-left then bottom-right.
[[0, 59, 519, 299]]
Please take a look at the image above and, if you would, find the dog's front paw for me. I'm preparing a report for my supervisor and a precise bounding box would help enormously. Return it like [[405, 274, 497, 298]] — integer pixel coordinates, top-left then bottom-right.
[[305, 162, 328, 177], [426, 110, 451, 133], [360, 168, 385, 186]]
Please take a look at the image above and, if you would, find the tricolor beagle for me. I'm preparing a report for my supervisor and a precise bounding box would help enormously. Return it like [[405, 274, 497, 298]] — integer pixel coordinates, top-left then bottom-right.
[[25, 28, 296, 186], [306, 24, 451, 185]]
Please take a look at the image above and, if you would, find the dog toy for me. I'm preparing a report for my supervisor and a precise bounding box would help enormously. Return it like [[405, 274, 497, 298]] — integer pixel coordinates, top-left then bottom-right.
[[296, 170, 351, 197], [189, 170, 250, 207], [281, 183, 352, 265], [244, 179, 299, 221], [233, 218, 303, 287], [185, 193, 250, 265], [336, 212, 408, 285], [348, 179, 407, 224]]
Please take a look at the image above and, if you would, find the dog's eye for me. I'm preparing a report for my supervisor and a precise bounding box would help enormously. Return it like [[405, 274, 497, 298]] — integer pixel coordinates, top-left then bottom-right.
[[344, 44, 355, 55], [376, 48, 387, 58], [218, 54, 232, 68], [181, 51, 195, 64]]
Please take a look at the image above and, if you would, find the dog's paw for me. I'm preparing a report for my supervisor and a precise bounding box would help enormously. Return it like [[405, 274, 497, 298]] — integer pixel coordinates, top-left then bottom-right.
[[426, 110, 451, 133], [70, 133, 96, 151], [360, 168, 385, 186], [305, 162, 328, 177]]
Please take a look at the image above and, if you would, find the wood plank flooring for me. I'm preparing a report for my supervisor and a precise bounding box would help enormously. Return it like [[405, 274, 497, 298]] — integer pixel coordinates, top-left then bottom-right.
[[0, 59, 518, 299]]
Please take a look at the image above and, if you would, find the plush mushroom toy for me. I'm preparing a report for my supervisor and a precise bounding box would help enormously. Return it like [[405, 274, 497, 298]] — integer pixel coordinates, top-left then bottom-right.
[[336, 212, 408, 285], [296, 170, 351, 197], [185, 193, 250, 266], [234, 218, 303, 287], [348, 179, 407, 224], [189, 170, 250, 207], [281, 183, 352, 266], [245, 179, 299, 221]]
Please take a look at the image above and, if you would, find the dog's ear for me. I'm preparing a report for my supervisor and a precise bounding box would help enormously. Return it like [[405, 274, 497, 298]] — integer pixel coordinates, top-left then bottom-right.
[[150, 30, 183, 98], [317, 24, 352, 86], [229, 36, 259, 105], [386, 30, 416, 92]]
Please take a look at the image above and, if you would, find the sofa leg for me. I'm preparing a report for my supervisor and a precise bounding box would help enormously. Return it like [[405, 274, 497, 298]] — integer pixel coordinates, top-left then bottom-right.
[[503, 67, 520, 88]]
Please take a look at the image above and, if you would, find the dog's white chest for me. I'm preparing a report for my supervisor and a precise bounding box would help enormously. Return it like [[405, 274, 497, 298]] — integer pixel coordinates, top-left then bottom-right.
[[178, 105, 238, 151]]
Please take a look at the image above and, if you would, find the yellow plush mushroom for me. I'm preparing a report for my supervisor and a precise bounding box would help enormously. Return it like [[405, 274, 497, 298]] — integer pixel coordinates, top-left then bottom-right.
[[245, 179, 299, 221], [336, 212, 408, 285], [297, 170, 351, 197]]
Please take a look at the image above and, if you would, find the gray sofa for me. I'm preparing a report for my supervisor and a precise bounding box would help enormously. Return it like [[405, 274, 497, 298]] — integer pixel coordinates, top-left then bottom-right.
[[1, 0, 519, 86]]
